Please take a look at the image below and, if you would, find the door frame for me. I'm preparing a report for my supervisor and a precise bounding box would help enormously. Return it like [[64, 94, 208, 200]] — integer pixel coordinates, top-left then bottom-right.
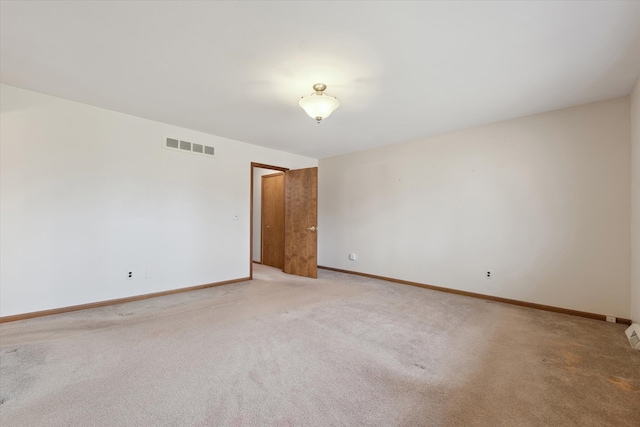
[[250, 162, 289, 279]]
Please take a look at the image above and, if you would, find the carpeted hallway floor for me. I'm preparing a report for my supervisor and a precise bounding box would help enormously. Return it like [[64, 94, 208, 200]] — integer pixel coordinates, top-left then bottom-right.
[[1, 264, 638, 426]]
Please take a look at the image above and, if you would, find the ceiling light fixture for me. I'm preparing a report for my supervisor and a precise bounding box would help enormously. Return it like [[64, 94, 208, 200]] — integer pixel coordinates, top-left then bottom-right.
[[299, 83, 340, 123]]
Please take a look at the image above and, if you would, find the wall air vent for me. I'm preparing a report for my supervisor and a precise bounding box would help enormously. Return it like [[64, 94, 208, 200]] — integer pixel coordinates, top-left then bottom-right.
[[163, 137, 215, 158]]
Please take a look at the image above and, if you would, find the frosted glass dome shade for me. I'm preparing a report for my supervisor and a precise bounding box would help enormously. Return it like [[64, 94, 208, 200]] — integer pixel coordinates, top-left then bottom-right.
[[299, 84, 340, 123]]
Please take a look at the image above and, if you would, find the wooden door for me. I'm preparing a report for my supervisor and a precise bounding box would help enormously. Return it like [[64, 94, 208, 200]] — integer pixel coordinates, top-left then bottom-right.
[[284, 167, 318, 278], [261, 173, 284, 268]]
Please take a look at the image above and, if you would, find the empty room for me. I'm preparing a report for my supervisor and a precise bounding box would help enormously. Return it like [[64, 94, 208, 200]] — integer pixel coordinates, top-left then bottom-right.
[[1, 1, 639, 426]]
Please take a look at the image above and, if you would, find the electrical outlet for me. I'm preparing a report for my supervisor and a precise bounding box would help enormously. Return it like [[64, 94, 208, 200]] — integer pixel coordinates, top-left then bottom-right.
[[606, 315, 616, 323], [127, 271, 133, 280], [486, 271, 491, 279], [349, 253, 357, 260]]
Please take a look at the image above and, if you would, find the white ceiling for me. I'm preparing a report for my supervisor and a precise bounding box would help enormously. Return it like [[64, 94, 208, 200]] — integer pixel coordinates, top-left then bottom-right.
[[2, 1, 640, 159]]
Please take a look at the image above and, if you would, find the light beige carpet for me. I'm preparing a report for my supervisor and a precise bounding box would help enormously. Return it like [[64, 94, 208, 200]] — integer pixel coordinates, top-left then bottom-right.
[[1, 264, 638, 426]]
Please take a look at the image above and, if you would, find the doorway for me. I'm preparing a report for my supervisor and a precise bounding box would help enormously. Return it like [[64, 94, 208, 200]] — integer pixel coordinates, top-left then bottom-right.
[[250, 162, 318, 279], [260, 172, 285, 268], [250, 163, 288, 279]]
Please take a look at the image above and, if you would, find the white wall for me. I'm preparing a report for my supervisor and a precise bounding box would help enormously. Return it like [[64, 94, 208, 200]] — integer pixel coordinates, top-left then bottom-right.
[[319, 97, 631, 318], [0, 84, 317, 317], [631, 78, 640, 323]]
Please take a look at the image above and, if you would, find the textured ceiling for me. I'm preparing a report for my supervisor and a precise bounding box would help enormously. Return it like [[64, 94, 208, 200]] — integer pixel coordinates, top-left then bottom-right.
[[2, 1, 640, 159]]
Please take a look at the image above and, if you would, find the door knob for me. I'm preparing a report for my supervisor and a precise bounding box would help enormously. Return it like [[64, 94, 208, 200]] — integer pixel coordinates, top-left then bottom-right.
[[306, 226, 318, 232]]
